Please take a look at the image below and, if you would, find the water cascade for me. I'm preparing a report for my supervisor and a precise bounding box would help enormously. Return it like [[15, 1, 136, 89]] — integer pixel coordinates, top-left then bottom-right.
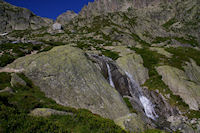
[[125, 72, 158, 120], [106, 63, 115, 88]]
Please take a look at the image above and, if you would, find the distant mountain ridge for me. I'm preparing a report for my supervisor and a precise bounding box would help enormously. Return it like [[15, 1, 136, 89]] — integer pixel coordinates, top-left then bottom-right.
[[0, 0, 53, 33], [79, 0, 173, 17]]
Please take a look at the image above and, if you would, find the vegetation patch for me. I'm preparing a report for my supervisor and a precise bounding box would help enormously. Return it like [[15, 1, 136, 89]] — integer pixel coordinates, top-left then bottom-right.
[[174, 36, 198, 46], [101, 49, 120, 60], [0, 73, 11, 90], [152, 35, 198, 47], [152, 37, 171, 44], [143, 128, 166, 133], [123, 97, 137, 113], [0, 43, 42, 67], [0, 73, 126, 133], [165, 47, 200, 70], [162, 18, 177, 30], [131, 33, 150, 46]]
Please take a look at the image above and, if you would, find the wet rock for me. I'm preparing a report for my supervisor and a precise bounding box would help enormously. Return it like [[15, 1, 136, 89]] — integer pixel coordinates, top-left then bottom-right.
[[116, 52, 149, 85], [167, 116, 196, 133], [88, 54, 131, 96], [143, 87, 178, 121]]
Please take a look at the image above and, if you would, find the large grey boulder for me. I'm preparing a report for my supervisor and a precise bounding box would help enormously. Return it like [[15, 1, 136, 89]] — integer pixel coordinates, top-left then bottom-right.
[[6, 45, 130, 121], [156, 65, 200, 110]]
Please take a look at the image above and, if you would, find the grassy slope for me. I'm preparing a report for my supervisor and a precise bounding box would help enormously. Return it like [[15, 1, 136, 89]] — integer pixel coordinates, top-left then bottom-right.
[[0, 73, 126, 133]]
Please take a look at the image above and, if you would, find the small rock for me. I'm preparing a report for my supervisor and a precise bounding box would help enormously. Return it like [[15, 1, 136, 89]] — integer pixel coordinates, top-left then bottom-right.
[[0, 87, 13, 93], [190, 119, 196, 124], [52, 23, 62, 30], [30, 108, 73, 117]]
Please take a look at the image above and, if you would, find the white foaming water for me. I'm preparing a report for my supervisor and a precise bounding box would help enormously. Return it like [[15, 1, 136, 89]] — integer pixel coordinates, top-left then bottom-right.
[[125, 71, 158, 120], [139, 96, 158, 120], [106, 63, 115, 88]]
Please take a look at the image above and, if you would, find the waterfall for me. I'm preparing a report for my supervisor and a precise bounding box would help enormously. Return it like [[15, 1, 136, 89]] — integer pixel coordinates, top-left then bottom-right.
[[125, 71, 158, 120], [106, 63, 115, 88]]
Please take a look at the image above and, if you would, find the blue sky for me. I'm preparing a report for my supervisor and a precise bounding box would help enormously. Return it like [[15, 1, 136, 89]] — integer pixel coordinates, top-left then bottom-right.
[[4, 0, 94, 20]]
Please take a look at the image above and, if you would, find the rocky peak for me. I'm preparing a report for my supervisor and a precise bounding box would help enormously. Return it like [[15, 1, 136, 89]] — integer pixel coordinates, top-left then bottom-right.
[[0, 1, 53, 33], [56, 10, 77, 25], [79, 0, 173, 17]]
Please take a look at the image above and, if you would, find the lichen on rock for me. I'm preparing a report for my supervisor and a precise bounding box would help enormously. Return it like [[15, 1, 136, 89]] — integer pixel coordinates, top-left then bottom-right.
[[6, 45, 130, 121], [156, 65, 200, 110]]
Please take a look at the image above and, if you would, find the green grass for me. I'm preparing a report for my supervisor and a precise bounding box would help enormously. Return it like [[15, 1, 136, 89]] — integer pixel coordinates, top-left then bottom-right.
[[174, 36, 198, 47], [75, 41, 91, 50], [165, 47, 200, 70], [9, 30, 32, 38], [0, 43, 42, 67], [186, 110, 200, 119], [101, 49, 120, 60], [0, 53, 15, 67], [152, 37, 171, 44], [123, 97, 137, 113], [0, 73, 126, 133], [152, 36, 198, 46], [162, 18, 177, 30], [0, 73, 11, 90], [143, 129, 166, 133], [131, 33, 150, 46]]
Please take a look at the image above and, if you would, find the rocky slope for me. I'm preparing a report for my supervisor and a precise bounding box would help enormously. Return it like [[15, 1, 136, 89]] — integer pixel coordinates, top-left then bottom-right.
[[56, 10, 77, 25], [0, 0, 53, 33], [0, 0, 200, 132]]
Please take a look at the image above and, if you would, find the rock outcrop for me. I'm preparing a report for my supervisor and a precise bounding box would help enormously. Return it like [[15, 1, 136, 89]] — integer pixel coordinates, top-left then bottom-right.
[[0, 1, 53, 33], [10, 73, 26, 87], [184, 59, 200, 85], [116, 52, 149, 85], [156, 65, 200, 110], [6, 45, 130, 121], [56, 10, 77, 25], [79, 0, 172, 17]]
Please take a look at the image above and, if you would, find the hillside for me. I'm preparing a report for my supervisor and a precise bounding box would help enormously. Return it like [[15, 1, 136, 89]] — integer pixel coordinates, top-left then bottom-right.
[[0, 0, 200, 132]]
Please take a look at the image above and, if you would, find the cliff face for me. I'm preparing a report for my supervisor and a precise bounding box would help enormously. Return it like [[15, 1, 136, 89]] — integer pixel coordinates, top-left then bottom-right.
[[79, 0, 173, 17], [0, 1, 53, 33]]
